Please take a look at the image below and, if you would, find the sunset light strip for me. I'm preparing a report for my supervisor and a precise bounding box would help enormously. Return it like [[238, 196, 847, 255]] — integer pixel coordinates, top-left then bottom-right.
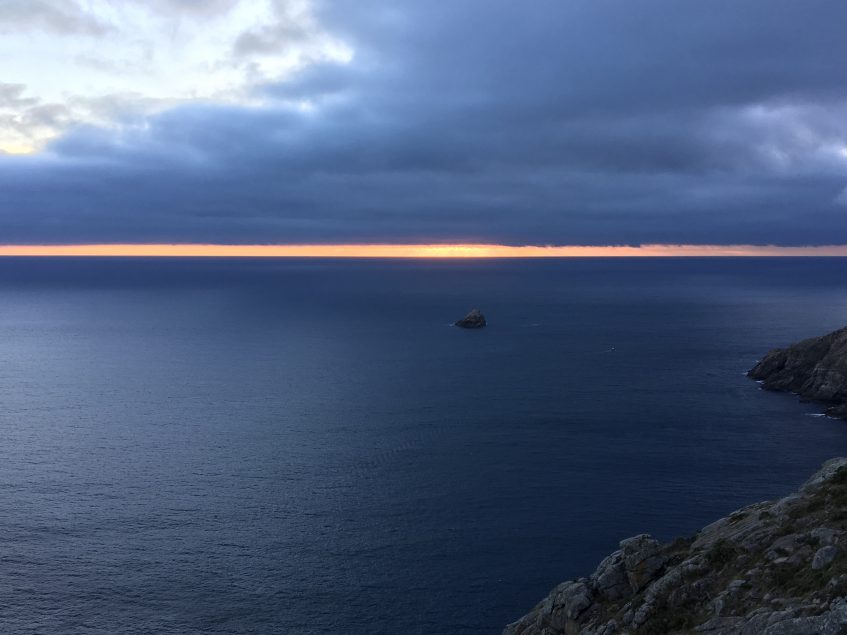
[[0, 244, 846, 257]]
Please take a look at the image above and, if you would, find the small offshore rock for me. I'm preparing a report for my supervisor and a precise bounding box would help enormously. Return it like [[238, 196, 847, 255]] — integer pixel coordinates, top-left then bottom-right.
[[454, 308, 487, 329]]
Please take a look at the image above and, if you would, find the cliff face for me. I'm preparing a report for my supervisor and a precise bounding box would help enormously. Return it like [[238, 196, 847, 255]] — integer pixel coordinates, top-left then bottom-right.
[[504, 458, 847, 635], [748, 326, 847, 419]]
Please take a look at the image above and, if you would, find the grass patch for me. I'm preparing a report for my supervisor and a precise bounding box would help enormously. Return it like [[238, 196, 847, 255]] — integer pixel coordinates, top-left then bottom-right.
[[706, 539, 739, 568]]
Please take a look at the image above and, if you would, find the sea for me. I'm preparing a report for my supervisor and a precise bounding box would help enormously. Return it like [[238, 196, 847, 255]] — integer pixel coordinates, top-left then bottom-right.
[[1, 257, 847, 634]]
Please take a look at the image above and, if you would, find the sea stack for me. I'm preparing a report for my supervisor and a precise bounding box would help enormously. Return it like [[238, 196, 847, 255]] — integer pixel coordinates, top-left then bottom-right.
[[455, 308, 486, 329], [748, 326, 847, 419]]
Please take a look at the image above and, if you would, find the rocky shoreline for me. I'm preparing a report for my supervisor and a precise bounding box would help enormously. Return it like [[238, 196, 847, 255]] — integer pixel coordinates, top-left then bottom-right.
[[748, 326, 847, 420], [504, 458, 847, 634], [504, 326, 847, 634]]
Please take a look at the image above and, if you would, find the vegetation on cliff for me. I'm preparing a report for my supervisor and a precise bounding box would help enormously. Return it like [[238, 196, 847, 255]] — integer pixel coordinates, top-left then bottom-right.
[[505, 459, 847, 634]]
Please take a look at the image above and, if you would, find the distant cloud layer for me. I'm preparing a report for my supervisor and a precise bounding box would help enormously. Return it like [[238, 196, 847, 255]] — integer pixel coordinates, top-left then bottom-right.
[[1, 0, 847, 245]]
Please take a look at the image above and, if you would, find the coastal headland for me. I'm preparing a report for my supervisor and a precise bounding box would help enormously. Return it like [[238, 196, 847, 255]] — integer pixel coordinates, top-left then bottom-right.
[[506, 327, 847, 634], [749, 327, 847, 420]]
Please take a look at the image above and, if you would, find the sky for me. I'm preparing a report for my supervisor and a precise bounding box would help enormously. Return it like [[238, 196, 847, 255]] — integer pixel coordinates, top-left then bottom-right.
[[2, 0, 847, 248]]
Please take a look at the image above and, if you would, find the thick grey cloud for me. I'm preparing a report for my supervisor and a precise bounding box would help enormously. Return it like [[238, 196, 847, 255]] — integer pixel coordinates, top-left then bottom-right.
[[3, 0, 847, 245]]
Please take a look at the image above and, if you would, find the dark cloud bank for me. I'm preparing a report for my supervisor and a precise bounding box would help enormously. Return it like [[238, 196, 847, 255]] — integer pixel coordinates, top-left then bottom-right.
[[3, 0, 847, 246]]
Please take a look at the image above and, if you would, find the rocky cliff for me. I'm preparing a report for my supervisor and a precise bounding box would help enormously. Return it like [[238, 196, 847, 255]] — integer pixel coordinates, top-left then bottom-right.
[[504, 458, 847, 635], [748, 326, 847, 419]]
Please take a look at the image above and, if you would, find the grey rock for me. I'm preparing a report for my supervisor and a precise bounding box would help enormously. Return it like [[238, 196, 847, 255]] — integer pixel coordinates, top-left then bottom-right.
[[693, 502, 781, 552], [812, 546, 839, 571], [503, 458, 847, 635], [697, 616, 744, 632], [810, 527, 839, 546], [711, 580, 747, 618], [630, 602, 653, 628], [589, 550, 631, 601], [556, 581, 592, 620], [770, 534, 800, 555], [749, 327, 847, 419], [644, 568, 682, 606], [760, 597, 847, 634], [619, 534, 666, 592], [802, 458, 847, 490], [454, 308, 486, 329], [787, 547, 812, 567], [828, 574, 847, 591], [597, 619, 617, 635], [502, 580, 592, 635]]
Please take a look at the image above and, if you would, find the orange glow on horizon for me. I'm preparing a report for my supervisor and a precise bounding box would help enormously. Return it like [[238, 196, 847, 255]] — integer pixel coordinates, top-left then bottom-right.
[[0, 243, 846, 258]]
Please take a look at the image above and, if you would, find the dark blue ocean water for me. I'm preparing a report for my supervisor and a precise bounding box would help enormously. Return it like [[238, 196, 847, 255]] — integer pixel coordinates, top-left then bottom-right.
[[2, 257, 847, 634]]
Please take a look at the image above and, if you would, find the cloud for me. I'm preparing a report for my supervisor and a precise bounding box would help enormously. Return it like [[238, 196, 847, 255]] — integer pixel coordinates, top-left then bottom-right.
[[141, 0, 242, 17], [0, 83, 37, 108], [0, 83, 73, 153], [2, 0, 847, 245], [0, 0, 351, 152], [233, 1, 315, 56], [0, 0, 108, 36]]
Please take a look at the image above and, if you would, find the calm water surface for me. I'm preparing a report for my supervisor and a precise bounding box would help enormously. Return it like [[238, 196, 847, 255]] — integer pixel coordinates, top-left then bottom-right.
[[1, 257, 847, 634]]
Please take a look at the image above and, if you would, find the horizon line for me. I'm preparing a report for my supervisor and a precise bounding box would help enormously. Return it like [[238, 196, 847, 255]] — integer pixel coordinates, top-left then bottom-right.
[[1, 243, 847, 258]]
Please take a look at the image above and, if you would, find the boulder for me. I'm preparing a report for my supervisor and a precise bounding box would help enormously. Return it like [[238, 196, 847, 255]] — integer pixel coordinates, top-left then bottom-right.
[[619, 534, 666, 592], [590, 551, 631, 601], [812, 546, 838, 571]]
